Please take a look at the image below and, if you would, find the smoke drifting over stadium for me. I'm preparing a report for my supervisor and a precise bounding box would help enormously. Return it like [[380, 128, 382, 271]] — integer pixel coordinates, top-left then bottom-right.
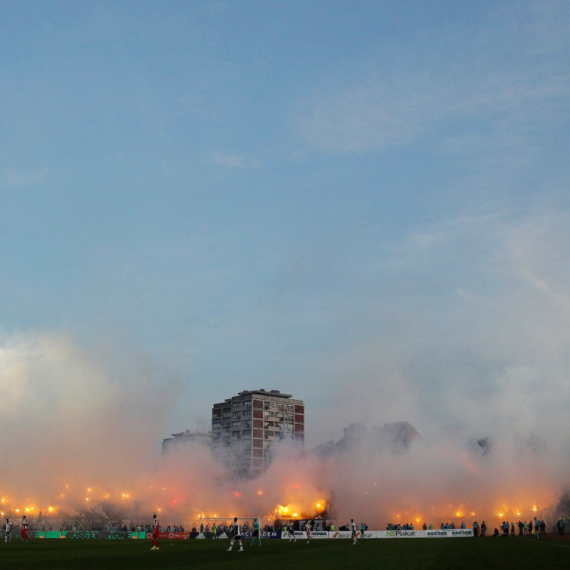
[[2, 279, 570, 531]]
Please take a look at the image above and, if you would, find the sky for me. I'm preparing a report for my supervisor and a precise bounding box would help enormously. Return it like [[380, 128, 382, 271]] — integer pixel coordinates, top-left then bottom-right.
[[1, 0, 570, 456]]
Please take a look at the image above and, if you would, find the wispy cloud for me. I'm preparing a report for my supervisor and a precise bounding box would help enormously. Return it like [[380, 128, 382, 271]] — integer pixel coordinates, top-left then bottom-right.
[[211, 152, 261, 170], [300, 3, 570, 156], [4, 169, 46, 188]]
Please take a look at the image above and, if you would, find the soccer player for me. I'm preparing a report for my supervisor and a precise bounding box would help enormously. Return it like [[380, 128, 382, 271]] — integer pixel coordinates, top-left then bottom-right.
[[150, 514, 160, 550], [305, 519, 312, 544], [3, 518, 12, 543], [250, 518, 261, 546], [285, 523, 296, 542], [212, 522, 217, 539], [20, 516, 29, 542], [351, 519, 358, 545], [226, 517, 243, 552]]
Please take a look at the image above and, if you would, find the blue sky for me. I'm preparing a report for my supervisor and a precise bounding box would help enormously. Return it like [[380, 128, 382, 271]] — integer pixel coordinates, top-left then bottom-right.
[[1, 1, 570, 447]]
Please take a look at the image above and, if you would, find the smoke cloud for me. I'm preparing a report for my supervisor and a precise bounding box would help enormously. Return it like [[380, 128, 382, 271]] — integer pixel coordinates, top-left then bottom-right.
[[1, 210, 570, 530]]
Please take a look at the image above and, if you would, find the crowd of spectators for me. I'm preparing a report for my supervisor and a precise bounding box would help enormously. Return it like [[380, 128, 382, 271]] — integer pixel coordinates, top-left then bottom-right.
[[383, 517, 567, 538], [8, 515, 568, 537]]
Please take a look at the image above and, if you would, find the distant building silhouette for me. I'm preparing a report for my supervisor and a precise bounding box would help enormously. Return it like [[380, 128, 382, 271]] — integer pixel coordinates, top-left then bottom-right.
[[162, 430, 212, 455], [314, 421, 425, 457]]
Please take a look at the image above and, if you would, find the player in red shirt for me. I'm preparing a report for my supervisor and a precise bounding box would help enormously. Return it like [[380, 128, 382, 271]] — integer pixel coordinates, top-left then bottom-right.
[[150, 514, 160, 550], [20, 516, 29, 542]]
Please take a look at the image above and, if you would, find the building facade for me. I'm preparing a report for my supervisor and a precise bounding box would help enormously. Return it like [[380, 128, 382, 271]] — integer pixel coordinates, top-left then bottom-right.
[[211, 389, 304, 477]]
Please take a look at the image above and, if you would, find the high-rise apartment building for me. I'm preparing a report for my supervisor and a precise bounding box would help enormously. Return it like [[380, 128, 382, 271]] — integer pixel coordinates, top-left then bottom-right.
[[211, 389, 304, 477]]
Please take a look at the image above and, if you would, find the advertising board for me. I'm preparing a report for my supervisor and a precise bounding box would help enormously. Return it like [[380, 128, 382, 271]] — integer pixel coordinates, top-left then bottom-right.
[[426, 529, 474, 538]]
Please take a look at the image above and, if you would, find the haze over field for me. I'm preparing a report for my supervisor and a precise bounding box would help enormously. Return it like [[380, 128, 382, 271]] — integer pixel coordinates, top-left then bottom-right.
[[1, 1, 570, 528]]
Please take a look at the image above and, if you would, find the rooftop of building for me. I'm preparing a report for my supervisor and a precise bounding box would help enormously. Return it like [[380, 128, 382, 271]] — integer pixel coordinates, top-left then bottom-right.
[[213, 389, 303, 406]]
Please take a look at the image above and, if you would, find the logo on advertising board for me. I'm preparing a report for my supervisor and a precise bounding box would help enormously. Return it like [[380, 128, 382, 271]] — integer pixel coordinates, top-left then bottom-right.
[[332, 531, 352, 539], [427, 531, 448, 537], [451, 530, 473, 537], [168, 532, 189, 540], [309, 531, 328, 539], [386, 530, 416, 538], [66, 531, 99, 539], [99, 532, 130, 540], [358, 532, 374, 539]]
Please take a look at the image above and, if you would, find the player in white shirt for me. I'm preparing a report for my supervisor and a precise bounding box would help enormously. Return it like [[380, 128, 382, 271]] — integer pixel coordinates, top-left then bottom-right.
[[3, 518, 12, 543], [20, 516, 29, 542], [305, 520, 312, 544], [226, 517, 243, 552], [351, 519, 358, 545], [150, 514, 160, 550]]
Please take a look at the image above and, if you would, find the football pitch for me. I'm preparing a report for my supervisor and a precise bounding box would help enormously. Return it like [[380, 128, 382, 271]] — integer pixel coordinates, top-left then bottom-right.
[[2, 537, 569, 569]]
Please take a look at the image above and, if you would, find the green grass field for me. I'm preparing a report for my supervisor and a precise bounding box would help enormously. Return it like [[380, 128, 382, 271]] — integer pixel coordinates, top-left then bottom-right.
[[2, 536, 569, 569]]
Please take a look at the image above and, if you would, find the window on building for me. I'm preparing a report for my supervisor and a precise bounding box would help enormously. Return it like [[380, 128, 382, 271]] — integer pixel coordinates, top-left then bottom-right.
[[233, 411, 241, 418], [243, 401, 252, 408], [242, 409, 251, 417], [242, 420, 251, 428], [242, 429, 252, 436], [232, 420, 241, 427]]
